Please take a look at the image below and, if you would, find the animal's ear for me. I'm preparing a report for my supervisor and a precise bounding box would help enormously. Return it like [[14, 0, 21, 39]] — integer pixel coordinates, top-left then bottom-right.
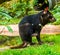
[[43, 11, 47, 14], [43, 7, 49, 14]]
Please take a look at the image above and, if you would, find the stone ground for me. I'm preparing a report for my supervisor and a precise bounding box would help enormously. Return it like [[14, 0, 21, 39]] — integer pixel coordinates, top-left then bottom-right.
[[0, 24, 60, 36]]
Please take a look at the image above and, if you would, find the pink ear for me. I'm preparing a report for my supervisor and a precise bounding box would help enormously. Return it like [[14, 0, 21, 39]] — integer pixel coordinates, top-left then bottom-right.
[[43, 7, 49, 14]]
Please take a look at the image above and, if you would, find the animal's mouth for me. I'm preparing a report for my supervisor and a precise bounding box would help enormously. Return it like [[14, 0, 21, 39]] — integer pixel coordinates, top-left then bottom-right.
[[50, 18, 56, 23]]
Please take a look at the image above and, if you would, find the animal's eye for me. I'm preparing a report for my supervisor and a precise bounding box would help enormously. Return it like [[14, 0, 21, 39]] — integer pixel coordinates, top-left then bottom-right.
[[49, 16, 52, 19], [48, 14, 50, 17]]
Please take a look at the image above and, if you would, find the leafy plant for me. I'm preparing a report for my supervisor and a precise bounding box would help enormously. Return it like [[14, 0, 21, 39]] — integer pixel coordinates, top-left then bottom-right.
[[8, 0, 33, 18], [33, 0, 38, 6], [6, 26, 13, 33], [0, 7, 12, 20], [51, 5, 60, 25]]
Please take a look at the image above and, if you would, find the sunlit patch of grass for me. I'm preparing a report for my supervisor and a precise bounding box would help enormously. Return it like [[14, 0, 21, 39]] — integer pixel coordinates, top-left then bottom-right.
[[41, 34, 60, 44], [0, 34, 60, 55]]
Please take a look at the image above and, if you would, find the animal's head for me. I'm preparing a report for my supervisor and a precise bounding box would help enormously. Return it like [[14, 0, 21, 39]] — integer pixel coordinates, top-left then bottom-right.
[[41, 11, 56, 24]]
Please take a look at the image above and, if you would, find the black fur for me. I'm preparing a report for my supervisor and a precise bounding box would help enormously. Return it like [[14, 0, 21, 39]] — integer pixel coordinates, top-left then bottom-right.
[[18, 10, 56, 48], [11, 10, 56, 49]]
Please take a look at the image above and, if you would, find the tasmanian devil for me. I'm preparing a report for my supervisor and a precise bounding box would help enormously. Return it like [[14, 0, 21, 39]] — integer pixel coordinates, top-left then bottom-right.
[[11, 10, 56, 49]]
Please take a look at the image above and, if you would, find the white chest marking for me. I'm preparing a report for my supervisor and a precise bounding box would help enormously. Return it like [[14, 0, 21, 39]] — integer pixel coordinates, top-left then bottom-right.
[[39, 24, 41, 26]]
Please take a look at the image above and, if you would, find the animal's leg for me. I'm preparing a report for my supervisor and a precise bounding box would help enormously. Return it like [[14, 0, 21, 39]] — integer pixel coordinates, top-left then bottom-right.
[[36, 32, 43, 45]]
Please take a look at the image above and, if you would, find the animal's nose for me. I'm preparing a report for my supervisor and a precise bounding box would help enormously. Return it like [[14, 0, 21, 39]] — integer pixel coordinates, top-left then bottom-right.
[[52, 18, 56, 22]]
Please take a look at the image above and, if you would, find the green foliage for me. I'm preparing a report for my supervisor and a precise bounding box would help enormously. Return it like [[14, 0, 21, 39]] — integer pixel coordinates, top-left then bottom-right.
[[0, 7, 12, 20], [9, 0, 33, 18], [33, 0, 38, 6], [0, 7, 13, 32], [0, 7, 12, 25], [0, 18, 20, 25], [51, 5, 60, 25], [0, 0, 34, 19], [6, 26, 13, 33]]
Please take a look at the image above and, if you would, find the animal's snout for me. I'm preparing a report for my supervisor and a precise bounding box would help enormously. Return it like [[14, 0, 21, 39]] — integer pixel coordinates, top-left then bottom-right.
[[50, 18, 56, 22]]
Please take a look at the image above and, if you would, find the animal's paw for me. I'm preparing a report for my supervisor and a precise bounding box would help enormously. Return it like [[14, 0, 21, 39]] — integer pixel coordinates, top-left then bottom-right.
[[38, 41, 43, 45], [10, 42, 28, 49]]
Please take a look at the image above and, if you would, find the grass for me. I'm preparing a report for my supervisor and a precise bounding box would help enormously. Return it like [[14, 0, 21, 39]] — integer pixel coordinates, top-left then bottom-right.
[[0, 34, 60, 55], [0, 45, 60, 55]]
